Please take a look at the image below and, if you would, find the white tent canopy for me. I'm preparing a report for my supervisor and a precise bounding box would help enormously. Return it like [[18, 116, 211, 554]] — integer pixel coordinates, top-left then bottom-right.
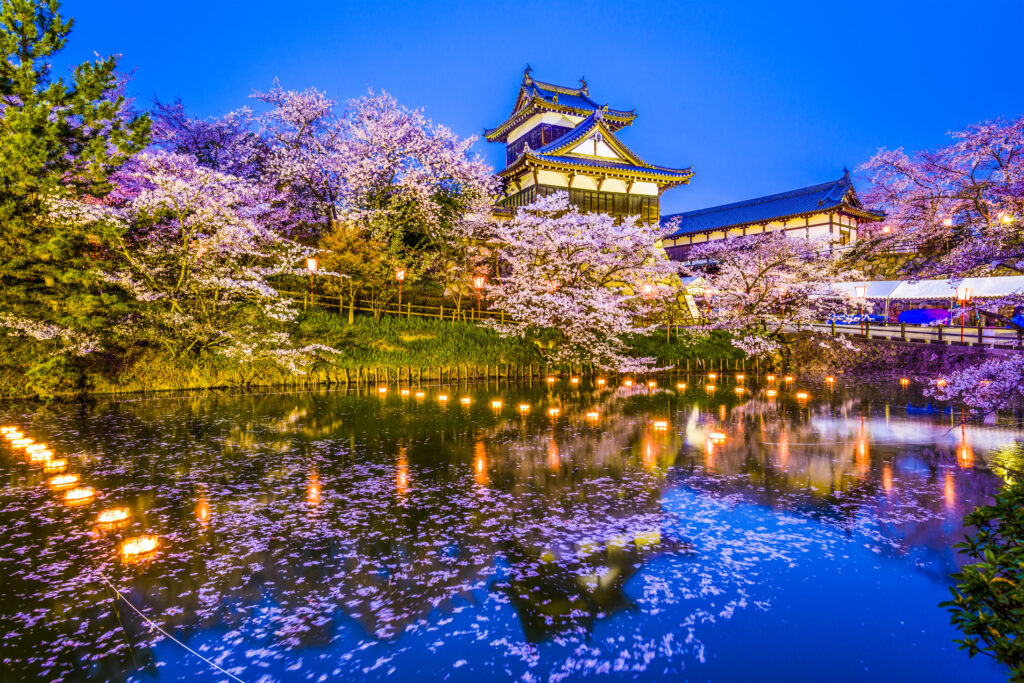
[[834, 276, 1024, 301]]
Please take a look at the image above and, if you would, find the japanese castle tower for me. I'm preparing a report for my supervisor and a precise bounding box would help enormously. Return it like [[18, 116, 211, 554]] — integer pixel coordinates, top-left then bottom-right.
[[486, 67, 693, 223]]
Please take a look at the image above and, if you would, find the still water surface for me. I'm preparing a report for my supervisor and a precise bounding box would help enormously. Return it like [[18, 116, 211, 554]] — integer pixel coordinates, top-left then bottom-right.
[[0, 377, 1016, 682]]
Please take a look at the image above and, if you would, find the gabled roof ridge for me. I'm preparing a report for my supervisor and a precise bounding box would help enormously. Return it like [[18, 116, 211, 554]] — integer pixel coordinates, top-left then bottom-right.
[[665, 177, 853, 219], [529, 79, 586, 96]]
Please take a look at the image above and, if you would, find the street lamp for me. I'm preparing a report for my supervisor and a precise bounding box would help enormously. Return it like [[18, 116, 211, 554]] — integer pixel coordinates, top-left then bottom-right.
[[473, 275, 485, 318], [854, 285, 867, 335], [956, 284, 973, 343], [305, 257, 319, 309], [395, 268, 406, 311]]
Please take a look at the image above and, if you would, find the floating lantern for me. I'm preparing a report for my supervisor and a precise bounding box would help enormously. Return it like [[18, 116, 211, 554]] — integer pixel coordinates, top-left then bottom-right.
[[736, 374, 745, 381], [11, 438, 33, 449], [4, 430, 24, 441], [490, 399, 503, 409], [399, 388, 410, 397], [936, 379, 947, 388], [652, 420, 669, 431], [570, 377, 579, 385], [460, 396, 472, 405], [120, 535, 159, 561], [43, 458, 67, 473], [548, 407, 561, 417], [546, 376, 556, 383], [647, 380, 657, 388], [585, 411, 600, 420], [437, 394, 449, 402], [705, 384, 716, 392], [97, 507, 130, 526], [623, 379, 633, 387], [708, 373, 717, 380], [825, 376, 835, 384], [29, 448, 53, 463], [783, 375, 794, 383], [48, 474, 80, 490], [415, 391, 425, 399], [24, 443, 47, 453], [766, 374, 776, 382], [734, 387, 744, 395], [596, 378, 606, 386], [377, 386, 388, 394], [518, 403, 531, 413], [677, 382, 687, 389], [766, 389, 778, 397], [899, 378, 910, 387], [64, 486, 95, 506], [796, 391, 809, 400], [0, 426, 18, 433], [708, 431, 727, 444]]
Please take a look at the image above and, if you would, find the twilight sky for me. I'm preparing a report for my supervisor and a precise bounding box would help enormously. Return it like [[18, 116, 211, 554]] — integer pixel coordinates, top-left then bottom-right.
[[62, 0, 1024, 215]]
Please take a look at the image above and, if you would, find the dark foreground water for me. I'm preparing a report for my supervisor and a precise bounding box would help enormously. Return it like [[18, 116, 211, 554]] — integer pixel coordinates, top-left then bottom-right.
[[0, 376, 1016, 682]]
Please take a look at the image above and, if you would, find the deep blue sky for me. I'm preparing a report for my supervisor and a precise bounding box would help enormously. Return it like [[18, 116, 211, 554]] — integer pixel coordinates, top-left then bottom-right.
[[61, 0, 1023, 215]]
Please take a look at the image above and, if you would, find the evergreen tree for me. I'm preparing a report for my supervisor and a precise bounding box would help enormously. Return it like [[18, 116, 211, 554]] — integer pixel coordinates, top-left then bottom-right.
[[0, 0, 149, 394]]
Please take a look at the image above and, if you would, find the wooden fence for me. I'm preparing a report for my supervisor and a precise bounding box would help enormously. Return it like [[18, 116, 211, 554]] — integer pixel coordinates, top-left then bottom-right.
[[280, 290, 508, 322], [789, 321, 1024, 349]]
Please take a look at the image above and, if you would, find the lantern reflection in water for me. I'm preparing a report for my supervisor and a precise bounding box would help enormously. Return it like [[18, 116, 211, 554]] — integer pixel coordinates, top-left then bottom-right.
[[547, 407, 560, 417], [377, 386, 388, 395], [97, 507, 130, 527], [11, 438, 33, 449], [460, 397, 472, 405], [518, 403, 530, 413], [307, 472, 321, 507], [25, 443, 46, 454], [571, 377, 579, 385], [796, 391, 809, 400], [437, 394, 449, 402], [196, 497, 210, 525], [957, 443, 974, 469], [473, 439, 488, 487], [708, 431, 727, 444], [899, 378, 910, 387], [48, 474, 79, 490], [766, 374, 776, 382], [708, 373, 716, 380], [944, 472, 956, 508], [676, 382, 686, 390], [783, 376, 794, 383], [596, 378, 606, 386], [642, 437, 657, 469], [766, 389, 778, 398], [490, 399, 502, 410], [396, 447, 409, 497], [547, 438, 560, 471], [399, 389, 410, 397], [415, 391, 425, 399], [705, 385, 716, 392], [64, 486, 95, 506], [120, 535, 159, 563], [585, 411, 600, 421], [29, 449, 53, 463], [651, 420, 669, 431]]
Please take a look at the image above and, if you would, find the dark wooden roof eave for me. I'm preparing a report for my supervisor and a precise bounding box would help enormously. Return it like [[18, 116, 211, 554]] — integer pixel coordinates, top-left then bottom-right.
[[665, 203, 883, 239], [484, 101, 635, 142], [498, 156, 693, 185]]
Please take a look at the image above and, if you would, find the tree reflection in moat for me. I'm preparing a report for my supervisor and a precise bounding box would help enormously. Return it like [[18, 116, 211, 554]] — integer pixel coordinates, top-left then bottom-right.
[[0, 378, 1015, 681]]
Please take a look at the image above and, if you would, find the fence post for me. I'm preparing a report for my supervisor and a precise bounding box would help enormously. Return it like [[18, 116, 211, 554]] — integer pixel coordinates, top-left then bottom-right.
[[977, 325, 983, 346], [937, 325, 943, 344], [831, 320, 835, 336], [901, 322, 906, 341]]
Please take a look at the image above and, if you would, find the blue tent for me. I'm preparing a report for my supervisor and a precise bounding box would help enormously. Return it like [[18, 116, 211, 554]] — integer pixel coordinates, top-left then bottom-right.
[[897, 308, 950, 325]]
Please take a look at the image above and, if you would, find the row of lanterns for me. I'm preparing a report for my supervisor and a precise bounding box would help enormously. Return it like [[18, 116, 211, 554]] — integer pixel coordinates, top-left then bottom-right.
[[1, 426, 158, 563]]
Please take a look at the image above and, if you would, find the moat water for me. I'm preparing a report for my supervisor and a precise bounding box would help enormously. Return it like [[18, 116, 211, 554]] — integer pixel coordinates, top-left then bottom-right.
[[0, 376, 1015, 681]]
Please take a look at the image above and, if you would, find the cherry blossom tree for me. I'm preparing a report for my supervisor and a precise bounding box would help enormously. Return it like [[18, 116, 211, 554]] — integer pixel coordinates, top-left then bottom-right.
[[485, 193, 677, 371], [53, 151, 336, 373], [683, 231, 859, 358]]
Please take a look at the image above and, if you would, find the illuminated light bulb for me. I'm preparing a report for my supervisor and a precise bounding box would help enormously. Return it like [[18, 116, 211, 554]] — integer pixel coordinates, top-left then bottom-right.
[[736, 374, 745, 381], [570, 377, 579, 385], [652, 420, 669, 431], [935, 379, 947, 388], [64, 486, 95, 506], [677, 382, 686, 389], [518, 403, 531, 413], [377, 386, 388, 394], [825, 376, 835, 383], [796, 391, 809, 400], [29, 448, 53, 463], [548, 407, 561, 416], [399, 388, 410, 397], [437, 394, 449, 402], [766, 389, 778, 397], [705, 384, 716, 392], [120, 535, 159, 561], [43, 458, 67, 473], [546, 376, 556, 383], [11, 438, 33, 449], [647, 380, 657, 388], [623, 379, 633, 387], [783, 375, 794, 383], [460, 396, 472, 405], [490, 399, 503, 409], [708, 373, 717, 380], [415, 391, 425, 399], [48, 473, 80, 490], [585, 411, 600, 420], [596, 378, 606, 386], [766, 374, 776, 382], [708, 431, 727, 444], [97, 507, 130, 525], [899, 378, 910, 387], [24, 443, 47, 453]]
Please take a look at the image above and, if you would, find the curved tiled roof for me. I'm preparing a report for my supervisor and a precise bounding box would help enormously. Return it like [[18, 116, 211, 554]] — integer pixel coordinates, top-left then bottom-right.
[[662, 175, 883, 237]]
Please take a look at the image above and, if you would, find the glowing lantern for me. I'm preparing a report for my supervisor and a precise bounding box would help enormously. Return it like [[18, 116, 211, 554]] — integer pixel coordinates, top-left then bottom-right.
[[957, 444, 974, 469], [783, 375, 794, 383], [825, 376, 835, 384], [518, 403, 531, 413], [48, 474, 80, 490], [546, 376, 556, 383], [24, 443, 47, 453], [796, 391, 809, 400], [437, 394, 449, 402], [623, 379, 633, 387], [29, 449, 53, 463], [0, 426, 17, 433], [766, 389, 778, 397], [596, 378, 606, 386], [3, 430, 24, 440], [766, 374, 776, 381], [736, 374, 745, 381], [490, 399, 503, 409], [377, 386, 388, 394], [705, 384, 716, 392], [652, 420, 669, 431], [676, 382, 686, 389], [936, 379, 947, 388], [708, 373, 717, 380], [942, 218, 953, 227], [415, 391, 425, 399], [734, 387, 744, 395], [460, 396, 472, 405], [305, 257, 319, 272], [880, 225, 891, 234], [11, 438, 33, 448], [64, 486, 95, 506], [548, 407, 561, 417], [585, 411, 599, 421], [571, 377, 580, 385], [399, 388, 410, 397], [899, 378, 910, 387], [120, 535, 159, 561], [43, 458, 67, 473], [708, 432, 727, 444], [97, 507, 130, 526], [647, 380, 657, 388]]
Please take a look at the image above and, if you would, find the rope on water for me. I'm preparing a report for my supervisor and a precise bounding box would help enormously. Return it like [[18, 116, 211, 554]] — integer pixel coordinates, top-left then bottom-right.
[[98, 574, 246, 683]]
